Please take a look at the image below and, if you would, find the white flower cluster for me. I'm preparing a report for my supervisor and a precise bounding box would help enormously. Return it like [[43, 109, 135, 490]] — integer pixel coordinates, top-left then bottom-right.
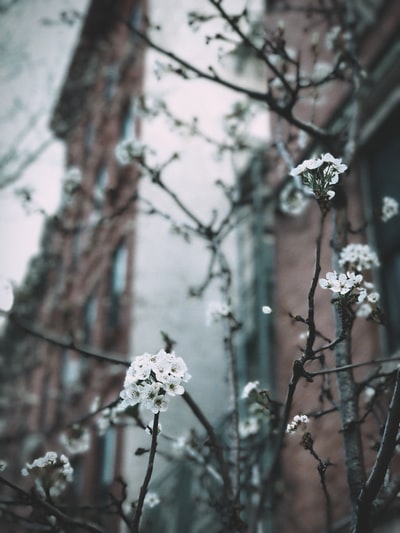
[[21, 452, 73, 499], [338, 243, 380, 272], [241, 380, 259, 399], [118, 350, 191, 414], [319, 271, 379, 312], [319, 271, 363, 295], [239, 416, 261, 439], [290, 153, 347, 202], [59, 425, 91, 456], [96, 406, 122, 436], [286, 414, 309, 435], [381, 196, 399, 222], [115, 138, 144, 165], [320, 243, 381, 317], [279, 181, 310, 215], [206, 300, 231, 326]]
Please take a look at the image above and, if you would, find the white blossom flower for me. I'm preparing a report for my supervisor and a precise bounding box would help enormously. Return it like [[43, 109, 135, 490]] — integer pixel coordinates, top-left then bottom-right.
[[241, 380, 259, 399], [339, 243, 380, 271], [21, 452, 73, 499], [206, 300, 231, 325], [280, 181, 309, 215], [118, 349, 190, 414], [59, 426, 91, 456], [150, 395, 170, 414], [357, 284, 379, 304], [96, 406, 121, 436], [325, 25, 341, 51], [119, 384, 142, 411], [115, 138, 144, 165], [381, 196, 399, 222], [363, 386, 376, 402], [286, 414, 309, 434], [262, 305, 272, 314], [319, 271, 362, 295], [144, 491, 160, 508], [163, 375, 185, 396], [312, 61, 332, 82], [289, 153, 347, 202], [239, 416, 260, 438], [171, 435, 190, 457], [357, 302, 373, 318]]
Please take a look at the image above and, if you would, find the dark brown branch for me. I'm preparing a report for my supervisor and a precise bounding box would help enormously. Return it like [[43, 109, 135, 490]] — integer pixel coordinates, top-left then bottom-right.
[[0, 475, 104, 533], [5, 311, 129, 367], [354, 369, 400, 533], [131, 413, 160, 532]]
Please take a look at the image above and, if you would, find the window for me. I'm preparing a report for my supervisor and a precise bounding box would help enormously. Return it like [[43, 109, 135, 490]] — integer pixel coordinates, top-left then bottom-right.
[[108, 240, 128, 328], [84, 120, 95, 157], [71, 224, 82, 271], [100, 428, 117, 486], [93, 164, 108, 209], [60, 349, 82, 393], [120, 100, 137, 141], [83, 292, 98, 346], [39, 371, 50, 430], [104, 65, 118, 102], [365, 105, 400, 352], [130, 4, 142, 36], [236, 154, 275, 388], [95, 427, 117, 501]]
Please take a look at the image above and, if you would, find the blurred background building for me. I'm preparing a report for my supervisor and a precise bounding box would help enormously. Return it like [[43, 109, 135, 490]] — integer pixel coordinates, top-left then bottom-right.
[[0, 0, 399, 532]]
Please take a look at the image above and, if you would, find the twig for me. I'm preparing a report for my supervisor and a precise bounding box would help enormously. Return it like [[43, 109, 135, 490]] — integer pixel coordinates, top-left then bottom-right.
[[353, 369, 400, 533], [5, 311, 129, 367], [131, 412, 160, 533]]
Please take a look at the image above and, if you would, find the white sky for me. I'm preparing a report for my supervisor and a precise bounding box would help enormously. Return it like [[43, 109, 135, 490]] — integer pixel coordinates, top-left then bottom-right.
[[0, 0, 89, 287]]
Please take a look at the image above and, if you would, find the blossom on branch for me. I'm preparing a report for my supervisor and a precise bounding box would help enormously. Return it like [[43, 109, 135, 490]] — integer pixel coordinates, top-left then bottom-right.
[[206, 300, 231, 325], [241, 380, 260, 399], [338, 243, 380, 271], [59, 425, 91, 456], [144, 491, 160, 508], [118, 349, 191, 414], [286, 414, 309, 435], [279, 180, 309, 215], [289, 153, 347, 203], [319, 270, 362, 295], [21, 451, 73, 499], [115, 138, 144, 165], [381, 196, 399, 222], [239, 416, 260, 438]]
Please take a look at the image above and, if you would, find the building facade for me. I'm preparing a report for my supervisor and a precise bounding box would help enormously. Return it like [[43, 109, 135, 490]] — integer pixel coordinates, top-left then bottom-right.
[[0, 0, 146, 530], [0, 1, 400, 532]]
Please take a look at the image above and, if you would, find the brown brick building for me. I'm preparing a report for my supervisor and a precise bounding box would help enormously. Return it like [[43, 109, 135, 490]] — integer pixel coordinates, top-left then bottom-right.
[[0, 0, 146, 530]]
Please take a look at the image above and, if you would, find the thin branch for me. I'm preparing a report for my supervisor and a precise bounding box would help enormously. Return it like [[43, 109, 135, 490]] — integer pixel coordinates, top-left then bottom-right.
[[4, 311, 129, 367], [131, 412, 160, 533], [354, 369, 400, 533], [183, 391, 232, 497], [0, 476, 105, 533]]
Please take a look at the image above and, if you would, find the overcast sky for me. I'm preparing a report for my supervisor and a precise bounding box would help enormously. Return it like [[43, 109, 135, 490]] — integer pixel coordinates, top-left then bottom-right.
[[0, 0, 89, 288]]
